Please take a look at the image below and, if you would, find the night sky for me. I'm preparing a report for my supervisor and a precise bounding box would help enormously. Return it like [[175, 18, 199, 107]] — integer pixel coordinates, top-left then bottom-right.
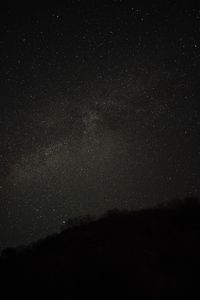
[[1, 1, 200, 248]]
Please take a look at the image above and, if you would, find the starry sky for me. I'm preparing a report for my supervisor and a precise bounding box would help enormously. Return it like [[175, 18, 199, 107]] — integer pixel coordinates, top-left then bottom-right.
[[1, 1, 200, 248]]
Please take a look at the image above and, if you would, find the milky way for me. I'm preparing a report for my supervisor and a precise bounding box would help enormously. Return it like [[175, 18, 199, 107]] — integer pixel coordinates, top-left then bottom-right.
[[1, 1, 200, 248]]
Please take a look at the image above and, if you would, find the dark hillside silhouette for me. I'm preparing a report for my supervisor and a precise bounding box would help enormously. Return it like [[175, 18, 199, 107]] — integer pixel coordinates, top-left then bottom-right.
[[1, 197, 200, 299]]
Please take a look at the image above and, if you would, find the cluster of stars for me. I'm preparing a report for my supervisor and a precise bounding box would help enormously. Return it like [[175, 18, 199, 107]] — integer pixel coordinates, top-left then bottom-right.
[[0, 1, 200, 248]]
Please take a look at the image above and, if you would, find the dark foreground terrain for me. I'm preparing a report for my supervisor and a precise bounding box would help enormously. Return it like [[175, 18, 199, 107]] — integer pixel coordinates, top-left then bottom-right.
[[1, 198, 200, 299]]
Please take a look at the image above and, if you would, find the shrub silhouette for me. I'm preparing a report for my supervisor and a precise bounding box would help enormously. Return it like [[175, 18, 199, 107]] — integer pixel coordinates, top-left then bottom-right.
[[61, 214, 95, 230], [166, 196, 199, 209], [1, 247, 16, 259]]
